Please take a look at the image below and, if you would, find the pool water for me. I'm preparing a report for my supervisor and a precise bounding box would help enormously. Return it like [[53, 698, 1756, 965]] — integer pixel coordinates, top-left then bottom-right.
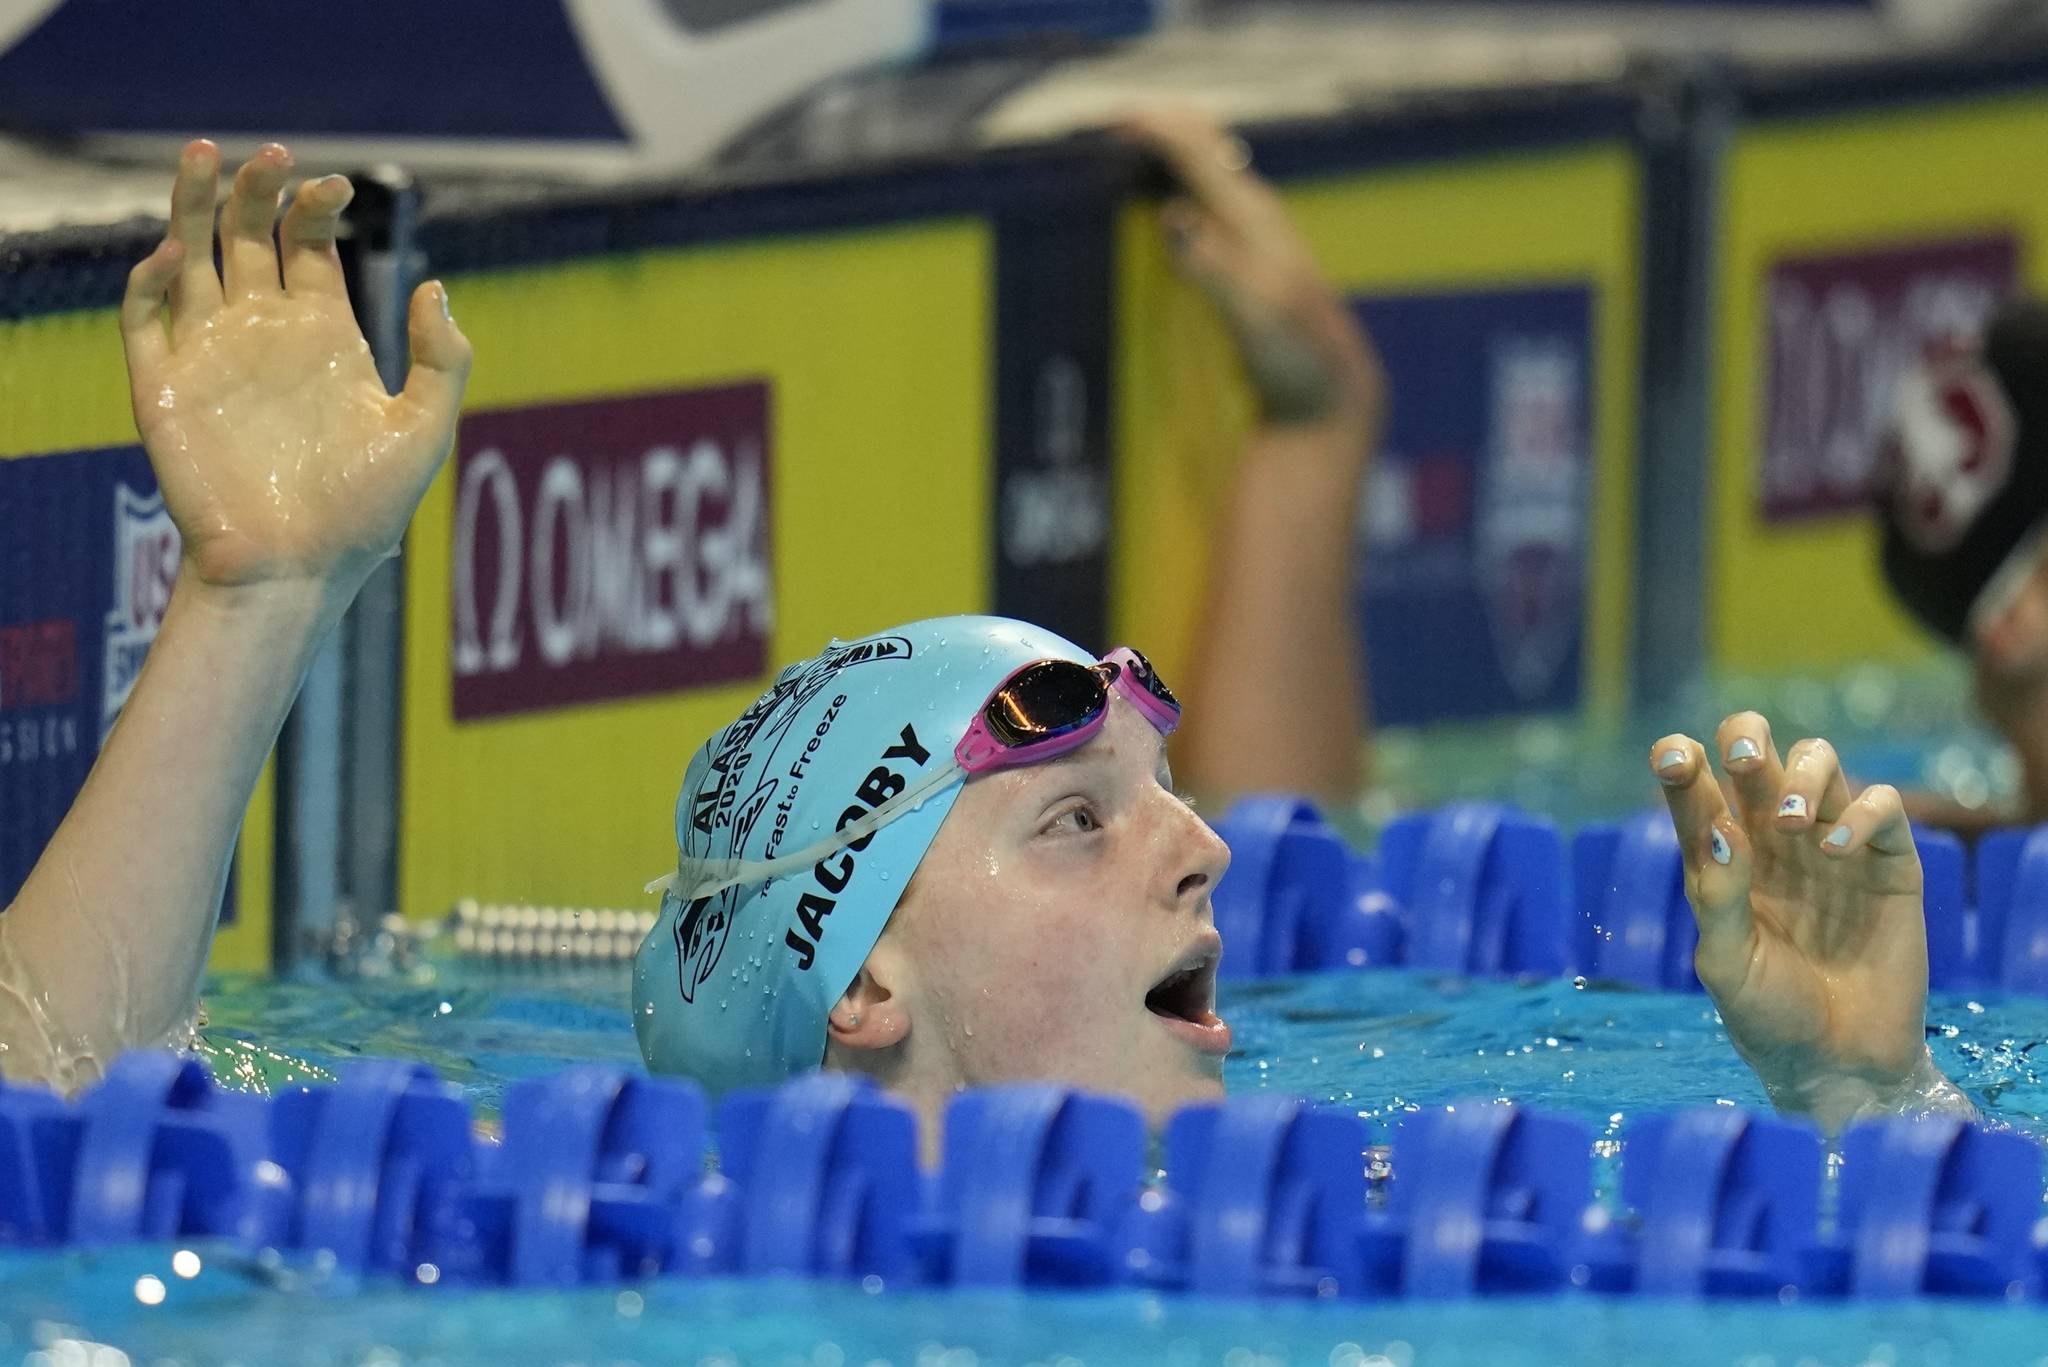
[[7, 958, 2046, 1367]]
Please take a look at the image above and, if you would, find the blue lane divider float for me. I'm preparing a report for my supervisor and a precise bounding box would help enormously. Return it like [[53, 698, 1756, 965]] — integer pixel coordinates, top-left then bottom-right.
[[1367, 1103, 1592, 1297], [1810, 1113, 2042, 1299], [1135, 1093, 1368, 1298], [1377, 803, 1573, 978], [64, 1049, 280, 1254], [0, 1077, 65, 1243], [455, 1067, 726, 1286], [921, 1083, 1145, 1288], [265, 1058, 472, 1277], [2, 1052, 2046, 1304], [1589, 1107, 1821, 1296], [1969, 826, 2048, 993], [719, 1071, 921, 1283], [1918, 828, 1971, 990], [1208, 796, 1400, 976]]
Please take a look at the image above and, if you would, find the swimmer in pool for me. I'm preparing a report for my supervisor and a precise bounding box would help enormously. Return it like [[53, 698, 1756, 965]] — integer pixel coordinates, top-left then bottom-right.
[[0, 132, 1974, 1147], [1871, 300, 2048, 835]]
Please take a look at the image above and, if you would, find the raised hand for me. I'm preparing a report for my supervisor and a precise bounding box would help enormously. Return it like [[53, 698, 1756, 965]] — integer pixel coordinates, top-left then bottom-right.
[[1650, 714, 1972, 1130], [1118, 108, 1383, 440], [120, 140, 471, 596]]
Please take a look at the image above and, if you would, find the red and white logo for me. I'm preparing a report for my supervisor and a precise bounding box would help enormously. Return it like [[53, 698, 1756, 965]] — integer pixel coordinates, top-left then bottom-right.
[[1886, 341, 2017, 555], [1760, 235, 2015, 523], [450, 383, 774, 720]]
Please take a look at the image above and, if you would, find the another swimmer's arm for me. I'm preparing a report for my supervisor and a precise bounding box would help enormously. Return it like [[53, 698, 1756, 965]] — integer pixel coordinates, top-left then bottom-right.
[[1650, 716, 1975, 1136], [0, 141, 469, 1089], [1122, 110, 1383, 808]]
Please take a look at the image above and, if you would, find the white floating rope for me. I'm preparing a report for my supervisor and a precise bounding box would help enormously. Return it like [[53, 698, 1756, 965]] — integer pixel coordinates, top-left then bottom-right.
[[444, 900, 656, 963]]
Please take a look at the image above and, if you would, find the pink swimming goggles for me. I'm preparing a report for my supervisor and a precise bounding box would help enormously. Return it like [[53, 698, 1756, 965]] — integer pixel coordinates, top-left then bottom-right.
[[955, 645, 1181, 771], [650, 647, 1180, 903]]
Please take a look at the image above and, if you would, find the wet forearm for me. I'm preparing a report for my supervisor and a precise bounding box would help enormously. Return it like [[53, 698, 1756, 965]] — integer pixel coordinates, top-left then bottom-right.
[[0, 574, 341, 1085]]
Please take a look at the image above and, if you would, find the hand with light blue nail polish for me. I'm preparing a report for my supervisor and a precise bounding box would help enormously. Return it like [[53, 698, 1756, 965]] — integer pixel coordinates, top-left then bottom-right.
[[1650, 715, 1974, 1133]]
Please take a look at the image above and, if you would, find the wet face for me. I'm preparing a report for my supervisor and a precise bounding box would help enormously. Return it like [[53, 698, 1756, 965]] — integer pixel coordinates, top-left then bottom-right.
[[871, 695, 1233, 1124]]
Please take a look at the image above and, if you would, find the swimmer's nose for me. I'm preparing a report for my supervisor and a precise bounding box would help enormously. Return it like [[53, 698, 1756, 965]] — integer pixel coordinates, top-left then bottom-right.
[[1170, 804, 1231, 907]]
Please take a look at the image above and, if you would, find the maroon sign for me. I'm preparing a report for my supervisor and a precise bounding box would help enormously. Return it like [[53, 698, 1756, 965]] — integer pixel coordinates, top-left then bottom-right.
[[1759, 235, 2017, 522], [0, 620, 78, 711], [450, 384, 773, 720]]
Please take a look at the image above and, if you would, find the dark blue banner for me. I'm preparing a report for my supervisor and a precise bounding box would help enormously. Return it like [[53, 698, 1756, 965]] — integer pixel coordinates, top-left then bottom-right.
[[1355, 285, 1595, 725], [0, 446, 235, 920], [0, 3, 627, 140], [991, 195, 1116, 653]]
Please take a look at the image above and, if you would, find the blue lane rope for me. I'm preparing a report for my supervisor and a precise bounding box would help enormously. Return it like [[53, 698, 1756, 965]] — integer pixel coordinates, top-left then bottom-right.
[[1207, 795, 2048, 994], [1, 1049, 2044, 1301], [6, 798, 2048, 1299]]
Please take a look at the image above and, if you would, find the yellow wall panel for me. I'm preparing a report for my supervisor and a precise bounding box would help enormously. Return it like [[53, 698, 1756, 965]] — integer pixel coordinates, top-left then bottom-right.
[[401, 222, 991, 919], [1113, 147, 1642, 715], [0, 306, 273, 972], [1712, 91, 2048, 672]]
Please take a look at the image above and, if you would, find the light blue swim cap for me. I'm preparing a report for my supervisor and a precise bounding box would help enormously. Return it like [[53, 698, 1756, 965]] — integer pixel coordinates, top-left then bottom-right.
[[633, 615, 1092, 1093]]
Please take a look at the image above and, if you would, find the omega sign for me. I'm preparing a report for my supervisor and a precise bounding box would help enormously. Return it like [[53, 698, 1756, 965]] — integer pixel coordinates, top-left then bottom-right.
[[449, 384, 773, 720]]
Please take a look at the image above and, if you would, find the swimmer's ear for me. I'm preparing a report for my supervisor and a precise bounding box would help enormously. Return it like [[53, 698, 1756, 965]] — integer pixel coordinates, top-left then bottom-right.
[[826, 960, 908, 1052]]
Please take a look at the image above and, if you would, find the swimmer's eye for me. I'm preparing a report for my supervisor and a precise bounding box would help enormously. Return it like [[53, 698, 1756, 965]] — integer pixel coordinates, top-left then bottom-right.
[[1044, 801, 1104, 836], [1175, 790, 1198, 813]]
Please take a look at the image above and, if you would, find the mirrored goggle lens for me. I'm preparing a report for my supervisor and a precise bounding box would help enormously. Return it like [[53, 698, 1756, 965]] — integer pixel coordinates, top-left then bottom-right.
[[1119, 648, 1181, 714], [984, 660, 1111, 748]]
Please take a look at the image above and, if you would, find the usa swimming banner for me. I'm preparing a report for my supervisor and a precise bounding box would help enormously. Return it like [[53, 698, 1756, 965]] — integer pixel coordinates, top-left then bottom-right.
[[1355, 286, 1596, 724]]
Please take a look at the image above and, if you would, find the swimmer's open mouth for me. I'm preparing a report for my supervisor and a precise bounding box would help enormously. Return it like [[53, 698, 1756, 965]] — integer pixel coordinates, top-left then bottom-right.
[[1145, 962, 1212, 1022], [1144, 937, 1231, 1056]]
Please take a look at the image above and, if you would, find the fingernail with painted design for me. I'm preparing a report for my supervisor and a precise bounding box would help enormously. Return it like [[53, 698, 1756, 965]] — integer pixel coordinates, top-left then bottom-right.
[[1656, 748, 1687, 773], [1823, 825, 1852, 850], [1710, 827, 1732, 865], [1727, 738, 1761, 763], [1778, 794, 1808, 820]]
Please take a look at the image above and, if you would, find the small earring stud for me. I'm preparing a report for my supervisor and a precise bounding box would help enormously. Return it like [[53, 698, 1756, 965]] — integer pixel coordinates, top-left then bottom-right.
[[845, 1013, 861, 1028]]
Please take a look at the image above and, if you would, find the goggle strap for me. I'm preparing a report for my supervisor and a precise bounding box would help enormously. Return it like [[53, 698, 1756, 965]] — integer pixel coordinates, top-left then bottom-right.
[[644, 759, 967, 903]]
